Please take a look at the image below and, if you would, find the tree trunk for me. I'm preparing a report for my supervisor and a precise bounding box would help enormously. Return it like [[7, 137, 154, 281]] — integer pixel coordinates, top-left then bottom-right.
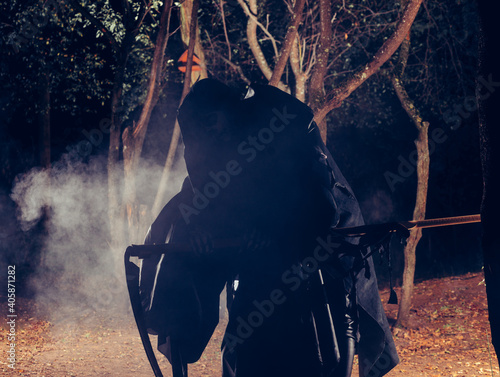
[[75, 0, 150, 247], [396, 124, 429, 327], [239, 0, 274, 83], [237, 0, 287, 92], [289, 36, 307, 102], [268, 0, 306, 87], [71, 0, 127, 249], [180, 0, 208, 82], [38, 70, 51, 268], [151, 122, 182, 217], [152, 0, 202, 217], [390, 25, 430, 327], [122, 0, 173, 243], [39, 71, 51, 169], [307, 0, 332, 143], [477, 0, 500, 361], [107, 36, 133, 249]]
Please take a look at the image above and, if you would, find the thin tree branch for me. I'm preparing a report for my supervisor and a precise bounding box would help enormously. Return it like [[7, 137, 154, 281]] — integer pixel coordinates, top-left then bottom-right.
[[307, 0, 332, 140], [314, 0, 423, 124], [217, 0, 232, 60], [132, 0, 173, 145], [269, 0, 306, 87], [237, 0, 275, 80], [219, 55, 252, 85], [236, 0, 279, 59], [132, 0, 152, 35]]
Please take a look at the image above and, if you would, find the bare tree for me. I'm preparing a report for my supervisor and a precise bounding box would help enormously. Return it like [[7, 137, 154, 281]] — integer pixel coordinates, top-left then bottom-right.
[[71, 0, 155, 247], [122, 0, 174, 242], [312, 0, 423, 136], [307, 0, 332, 138], [74, 0, 210, 246], [200, 0, 427, 326], [268, 0, 306, 87], [388, 19, 430, 327], [151, 0, 206, 217], [205, 0, 423, 142]]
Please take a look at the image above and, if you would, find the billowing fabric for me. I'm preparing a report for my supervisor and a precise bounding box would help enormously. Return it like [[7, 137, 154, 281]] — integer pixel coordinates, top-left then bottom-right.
[[139, 79, 399, 377], [140, 178, 226, 363]]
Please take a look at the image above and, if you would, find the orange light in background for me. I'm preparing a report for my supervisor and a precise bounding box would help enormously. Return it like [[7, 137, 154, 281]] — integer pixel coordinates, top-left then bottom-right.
[[177, 50, 202, 72]]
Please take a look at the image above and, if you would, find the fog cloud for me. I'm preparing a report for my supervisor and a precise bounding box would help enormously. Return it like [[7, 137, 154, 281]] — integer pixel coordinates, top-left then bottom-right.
[[10, 151, 186, 326]]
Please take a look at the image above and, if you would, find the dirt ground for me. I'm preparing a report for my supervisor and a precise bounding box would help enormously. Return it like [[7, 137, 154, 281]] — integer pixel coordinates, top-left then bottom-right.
[[1, 271, 499, 377]]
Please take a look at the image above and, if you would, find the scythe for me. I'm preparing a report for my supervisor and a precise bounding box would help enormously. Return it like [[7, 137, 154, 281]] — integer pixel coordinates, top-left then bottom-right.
[[125, 214, 480, 376]]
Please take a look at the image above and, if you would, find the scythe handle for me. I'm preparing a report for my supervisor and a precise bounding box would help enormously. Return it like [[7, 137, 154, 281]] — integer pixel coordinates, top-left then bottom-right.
[[404, 214, 481, 229], [127, 239, 241, 259], [331, 214, 481, 237], [125, 247, 164, 377]]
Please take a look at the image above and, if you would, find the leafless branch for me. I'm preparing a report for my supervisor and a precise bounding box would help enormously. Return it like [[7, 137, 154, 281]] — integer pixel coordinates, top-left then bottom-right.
[[220, 55, 252, 85], [307, 0, 332, 111], [237, 0, 274, 81], [314, 0, 424, 124], [290, 35, 307, 101], [269, 0, 306, 87], [215, 0, 232, 60]]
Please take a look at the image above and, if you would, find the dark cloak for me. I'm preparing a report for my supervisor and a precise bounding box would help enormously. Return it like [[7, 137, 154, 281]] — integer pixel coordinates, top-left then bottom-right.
[[139, 79, 399, 377]]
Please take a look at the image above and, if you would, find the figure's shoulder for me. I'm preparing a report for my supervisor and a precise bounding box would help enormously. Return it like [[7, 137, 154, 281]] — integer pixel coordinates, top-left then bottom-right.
[[241, 84, 314, 134], [247, 84, 313, 115]]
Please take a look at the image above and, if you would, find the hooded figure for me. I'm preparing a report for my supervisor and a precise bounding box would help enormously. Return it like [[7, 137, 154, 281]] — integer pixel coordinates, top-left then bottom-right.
[[139, 80, 242, 366], [139, 79, 399, 377]]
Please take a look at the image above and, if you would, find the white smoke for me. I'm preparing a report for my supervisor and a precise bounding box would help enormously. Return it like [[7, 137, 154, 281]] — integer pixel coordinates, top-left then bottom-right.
[[10, 151, 186, 325]]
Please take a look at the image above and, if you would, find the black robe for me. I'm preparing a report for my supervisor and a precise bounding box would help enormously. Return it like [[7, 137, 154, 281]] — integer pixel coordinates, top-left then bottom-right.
[[139, 79, 399, 377]]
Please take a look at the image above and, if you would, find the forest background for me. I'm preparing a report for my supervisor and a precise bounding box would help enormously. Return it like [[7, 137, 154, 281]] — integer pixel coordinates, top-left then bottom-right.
[[0, 0, 485, 332]]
